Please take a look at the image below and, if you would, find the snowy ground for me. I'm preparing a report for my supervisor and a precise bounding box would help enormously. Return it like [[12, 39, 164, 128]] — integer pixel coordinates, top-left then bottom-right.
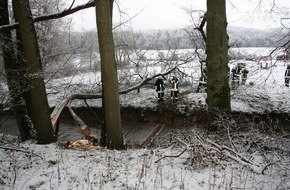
[[1, 48, 290, 189], [0, 126, 290, 189]]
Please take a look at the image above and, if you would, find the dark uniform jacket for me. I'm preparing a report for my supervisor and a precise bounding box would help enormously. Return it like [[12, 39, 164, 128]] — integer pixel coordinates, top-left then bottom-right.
[[155, 78, 165, 92]]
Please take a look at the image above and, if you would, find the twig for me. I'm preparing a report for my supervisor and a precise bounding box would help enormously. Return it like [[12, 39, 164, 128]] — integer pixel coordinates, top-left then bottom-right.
[[174, 137, 189, 146], [205, 139, 251, 164], [226, 126, 238, 152], [205, 139, 265, 174], [154, 148, 187, 163], [0, 145, 43, 159], [261, 162, 277, 175]]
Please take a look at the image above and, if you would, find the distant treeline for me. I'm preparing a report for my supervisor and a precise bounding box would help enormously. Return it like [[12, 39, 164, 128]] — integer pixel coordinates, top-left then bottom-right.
[[69, 26, 289, 53]]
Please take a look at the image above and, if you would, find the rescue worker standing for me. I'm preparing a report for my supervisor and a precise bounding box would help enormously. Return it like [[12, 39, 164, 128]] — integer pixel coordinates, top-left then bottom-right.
[[240, 68, 249, 85], [285, 64, 290, 87], [170, 76, 179, 103], [155, 76, 165, 101], [230, 65, 240, 83]]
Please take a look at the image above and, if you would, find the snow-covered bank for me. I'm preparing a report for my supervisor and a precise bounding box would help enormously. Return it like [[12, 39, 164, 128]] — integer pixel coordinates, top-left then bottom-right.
[[1, 124, 289, 190]]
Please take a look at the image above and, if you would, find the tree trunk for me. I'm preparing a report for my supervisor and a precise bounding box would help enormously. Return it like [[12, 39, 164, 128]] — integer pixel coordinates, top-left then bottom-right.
[[206, 0, 231, 128], [0, 0, 35, 140], [95, 0, 124, 149], [12, 0, 56, 144]]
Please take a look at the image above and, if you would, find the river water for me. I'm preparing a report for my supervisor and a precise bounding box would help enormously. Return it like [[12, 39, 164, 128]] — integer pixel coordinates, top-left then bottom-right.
[[0, 111, 157, 146]]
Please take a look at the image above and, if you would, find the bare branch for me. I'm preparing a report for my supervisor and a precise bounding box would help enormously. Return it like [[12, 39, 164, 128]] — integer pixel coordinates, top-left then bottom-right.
[[281, 18, 290, 29], [67, 0, 76, 10], [154, 148, 187, 163], [194, 13, 207, 42], [113, 3, 147, 30], [0, 1, 95, 32]]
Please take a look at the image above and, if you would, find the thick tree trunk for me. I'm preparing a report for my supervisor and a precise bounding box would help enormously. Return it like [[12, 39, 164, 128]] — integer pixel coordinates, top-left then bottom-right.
[[95, 0, 124, 149], [206, 0, 231, 127], [12, 0, 56, 144], [0, 0, 35, 140]]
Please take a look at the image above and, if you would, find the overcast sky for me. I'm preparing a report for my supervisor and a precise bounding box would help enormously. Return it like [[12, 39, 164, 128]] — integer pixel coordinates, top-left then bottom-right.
[[70, 0, 289, 32]]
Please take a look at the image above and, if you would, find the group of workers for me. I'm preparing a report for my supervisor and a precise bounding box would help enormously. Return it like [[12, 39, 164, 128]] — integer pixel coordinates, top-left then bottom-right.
[[155, 75, 179, 103], [154, 62, 290, 103], [230, 63, 249, 85]]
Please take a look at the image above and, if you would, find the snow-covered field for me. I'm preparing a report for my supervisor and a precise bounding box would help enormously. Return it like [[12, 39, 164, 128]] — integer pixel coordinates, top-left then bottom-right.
[[0, 47, 290, 189], [47, 57, 290, 114]]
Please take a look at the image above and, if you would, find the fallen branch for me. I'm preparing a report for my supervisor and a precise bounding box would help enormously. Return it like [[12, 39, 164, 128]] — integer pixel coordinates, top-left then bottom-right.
[[205, 139, 252, 164], [154, 148, 187, 163], [118, 63, 184, 95], [154, 137, 198, 163], [154, 132, 265, 174], [205, 139, 266, 174]]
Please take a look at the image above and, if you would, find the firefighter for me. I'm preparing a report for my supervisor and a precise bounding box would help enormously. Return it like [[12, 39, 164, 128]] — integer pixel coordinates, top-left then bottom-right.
[[197, 65, 207, 92], [285, 64, 290, 87], [231, 63, 246, 84], [230, 65, 239, 83], [155, 76, 165, 101], [240, 68, 249, 85], [170, 76, 179, 103]]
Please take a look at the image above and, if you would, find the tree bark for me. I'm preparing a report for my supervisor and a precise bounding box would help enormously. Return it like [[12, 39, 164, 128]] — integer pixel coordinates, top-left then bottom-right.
[[0, 0, 34, 140], [67, 106, 91, 136], [95, 0, 124, 150], [12, 0, 56, 144], [206, 0, 231, 128]]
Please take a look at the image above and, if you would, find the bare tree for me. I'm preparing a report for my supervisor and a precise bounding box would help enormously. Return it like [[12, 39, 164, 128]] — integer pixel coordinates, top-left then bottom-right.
[[12, 0, 56, 144], [95, 0, 124, 150], [0, 0, 35, 140], [206, 0, 231, 128]]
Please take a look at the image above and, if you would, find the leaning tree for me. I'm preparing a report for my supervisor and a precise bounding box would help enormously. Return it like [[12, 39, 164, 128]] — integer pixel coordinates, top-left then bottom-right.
[[12, 0, 56, 144]]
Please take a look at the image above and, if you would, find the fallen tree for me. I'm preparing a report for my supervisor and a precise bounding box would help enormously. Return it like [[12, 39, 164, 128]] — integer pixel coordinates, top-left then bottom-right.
[[50, 64, 183, 132]]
